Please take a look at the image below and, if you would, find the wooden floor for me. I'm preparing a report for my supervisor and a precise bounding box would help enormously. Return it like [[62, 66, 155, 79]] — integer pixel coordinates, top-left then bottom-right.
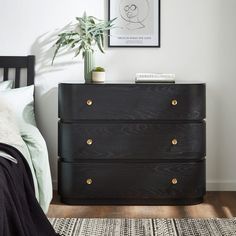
[[47, 192, 236, 218]]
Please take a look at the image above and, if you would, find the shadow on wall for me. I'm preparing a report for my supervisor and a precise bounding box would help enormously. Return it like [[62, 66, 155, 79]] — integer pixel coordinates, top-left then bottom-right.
[[30, 23, 80, 77], [30, 25, 83, 187], [34, 86, 59, 182]]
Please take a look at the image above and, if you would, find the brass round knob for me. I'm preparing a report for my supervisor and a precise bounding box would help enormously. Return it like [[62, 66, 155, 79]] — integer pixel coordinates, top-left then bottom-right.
[[172, 139, 178, 145], [86, 178, 93, 185], [171, 99, 178, 106], [86, 99, 93, 106], [86, 139, 93, 145], [172, 178, 178, 185]]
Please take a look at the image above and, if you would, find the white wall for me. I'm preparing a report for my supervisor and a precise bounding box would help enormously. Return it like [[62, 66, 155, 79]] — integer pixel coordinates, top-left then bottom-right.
[[0, 0, 236, 190]]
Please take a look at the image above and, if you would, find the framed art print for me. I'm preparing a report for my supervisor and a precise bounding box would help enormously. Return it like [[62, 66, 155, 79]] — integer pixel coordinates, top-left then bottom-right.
[[108, 0, 161, 47]]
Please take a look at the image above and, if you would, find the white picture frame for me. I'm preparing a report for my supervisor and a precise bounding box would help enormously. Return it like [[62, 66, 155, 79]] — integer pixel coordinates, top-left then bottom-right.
[[108, 0, 161, 47]]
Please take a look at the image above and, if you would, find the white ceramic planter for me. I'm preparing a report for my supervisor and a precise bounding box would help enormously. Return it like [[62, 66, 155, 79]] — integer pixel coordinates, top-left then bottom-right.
[[92, 71, 106, 83]]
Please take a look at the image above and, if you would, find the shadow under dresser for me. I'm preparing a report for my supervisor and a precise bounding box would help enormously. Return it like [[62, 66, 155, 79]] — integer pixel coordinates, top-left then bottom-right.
[[58, 83, 206, 205]]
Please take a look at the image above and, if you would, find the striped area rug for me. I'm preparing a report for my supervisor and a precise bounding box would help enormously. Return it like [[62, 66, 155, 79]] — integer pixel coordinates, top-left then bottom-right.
[[49, 218, 236, 236]]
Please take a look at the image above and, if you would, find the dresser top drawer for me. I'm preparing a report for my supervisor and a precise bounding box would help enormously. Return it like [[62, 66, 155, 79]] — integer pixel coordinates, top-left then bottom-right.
[[59, 83, 206, 121]]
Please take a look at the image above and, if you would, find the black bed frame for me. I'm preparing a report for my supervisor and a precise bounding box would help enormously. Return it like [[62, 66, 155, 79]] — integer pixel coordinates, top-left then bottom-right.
[[0, 55, 35, 88]]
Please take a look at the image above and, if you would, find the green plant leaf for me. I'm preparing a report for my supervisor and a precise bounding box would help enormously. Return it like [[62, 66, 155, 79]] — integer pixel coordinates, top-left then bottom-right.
[[96, 36, 104, 53], [52, 13, 116, 65], [75, 45, 83, 57], [93, 66, 105, 72], [100, 32, 104, 47]]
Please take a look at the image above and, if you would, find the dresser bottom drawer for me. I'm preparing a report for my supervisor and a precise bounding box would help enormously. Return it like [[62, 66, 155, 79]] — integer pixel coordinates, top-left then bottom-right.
[[58, 160, 206, 205]]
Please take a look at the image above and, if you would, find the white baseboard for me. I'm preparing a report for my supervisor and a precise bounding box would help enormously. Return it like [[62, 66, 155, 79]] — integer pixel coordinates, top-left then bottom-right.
[[206, 181, 236, 191], [52, 180, 236, 191]]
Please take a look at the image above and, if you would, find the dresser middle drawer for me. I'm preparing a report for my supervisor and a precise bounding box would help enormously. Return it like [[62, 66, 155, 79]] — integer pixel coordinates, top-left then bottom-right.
[[59, 122, 205, 161]]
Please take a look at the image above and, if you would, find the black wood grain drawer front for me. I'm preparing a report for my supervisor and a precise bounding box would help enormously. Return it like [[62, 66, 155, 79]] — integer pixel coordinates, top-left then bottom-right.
[[59, 83, 206, 121], [58, 160, 206, 205], [59, 122, 206, 161], [58, 82, 206, 205]]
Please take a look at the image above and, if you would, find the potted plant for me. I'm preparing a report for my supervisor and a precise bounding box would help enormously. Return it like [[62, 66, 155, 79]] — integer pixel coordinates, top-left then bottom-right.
[[92, 67, 106, 83], [52, 12, 116, 83]]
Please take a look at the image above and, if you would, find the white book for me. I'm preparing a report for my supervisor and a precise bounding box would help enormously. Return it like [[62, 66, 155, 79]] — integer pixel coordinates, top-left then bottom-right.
[[136, 78, 175, 83], [136, 73, 175, 79], [135, 73, 175, 83]]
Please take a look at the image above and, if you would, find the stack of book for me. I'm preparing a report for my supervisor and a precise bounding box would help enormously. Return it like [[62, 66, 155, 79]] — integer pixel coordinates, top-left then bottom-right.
[[135, 73, 176, 83]]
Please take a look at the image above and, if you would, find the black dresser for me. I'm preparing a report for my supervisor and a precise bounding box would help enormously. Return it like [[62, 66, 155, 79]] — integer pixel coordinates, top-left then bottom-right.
[[58, 83, 206, 205]]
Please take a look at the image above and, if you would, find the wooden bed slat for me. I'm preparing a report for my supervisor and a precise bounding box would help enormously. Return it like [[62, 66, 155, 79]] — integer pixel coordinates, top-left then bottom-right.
[[15, 68, 20, 88], [27, 56, 35, 86], [3, 68, 9, 81]]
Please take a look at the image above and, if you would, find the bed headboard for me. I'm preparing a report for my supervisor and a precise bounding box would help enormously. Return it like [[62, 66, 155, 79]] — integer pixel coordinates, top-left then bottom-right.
[[0, 55, 35, 88]]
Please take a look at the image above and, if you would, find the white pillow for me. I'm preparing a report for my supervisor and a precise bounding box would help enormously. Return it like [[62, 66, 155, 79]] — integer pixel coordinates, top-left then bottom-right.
[[0, 99, 29, 156], [0, 85, 36, 126], [0, 80, 13, 91]]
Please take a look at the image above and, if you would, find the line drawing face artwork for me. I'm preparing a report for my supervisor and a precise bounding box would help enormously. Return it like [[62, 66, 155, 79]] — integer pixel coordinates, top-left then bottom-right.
[[119, 0, 150, 30]]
